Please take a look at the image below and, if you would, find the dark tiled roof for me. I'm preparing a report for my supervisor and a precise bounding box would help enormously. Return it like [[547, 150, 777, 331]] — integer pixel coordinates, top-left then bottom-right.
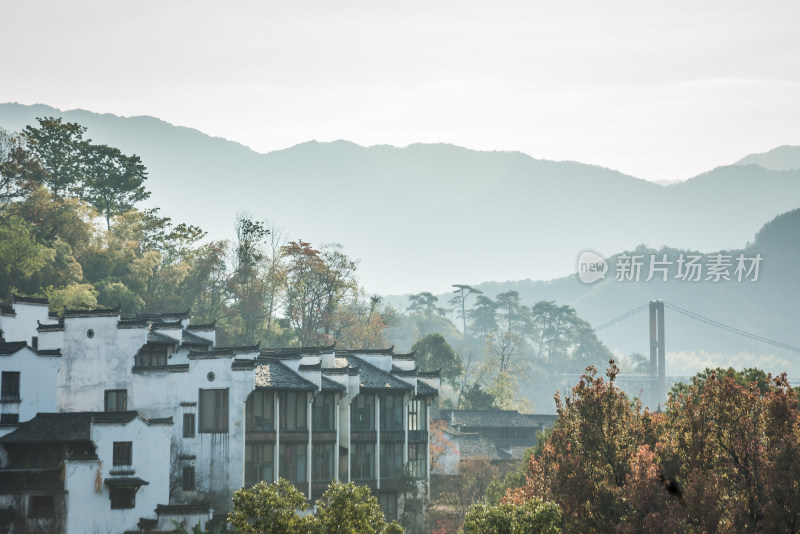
[[336, 346, 394, 356], [459, 433, 511, 461], [260, 343, 335, 358], [416, 381, 437, 397], [0, 412, 139, 443], [0, 468, 64, 493], [417, 370, 441, 378], [321, 376, 346, 391], [64, 307, 119, 318], [12, 295, 49, 305], [392, 368, 417, 377], [36, 349, 61, 357], [254, 359, 317, 391], [156, 503, 212, 514], [118, 319, 148, 329], [132, 364, 189, 374], [189, 348, 234, 359], [186, 322, 216, 331], [37, 320, 64, 332], [147, 330, 179, 344], [150, 320, 184, 330], [136, 310, 190, 321], [299, 363, 321, 371], [434, 409, 550, 429], [182, 330, 212, 346], [104, 477, 149, 487], [0, 341, 27, 355], [340, 355, 413, 391], [392, 352, 416, 361]]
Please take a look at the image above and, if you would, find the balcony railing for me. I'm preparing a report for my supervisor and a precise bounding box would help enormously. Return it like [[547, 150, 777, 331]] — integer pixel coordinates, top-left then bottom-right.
[[408, 430, 428, 442]]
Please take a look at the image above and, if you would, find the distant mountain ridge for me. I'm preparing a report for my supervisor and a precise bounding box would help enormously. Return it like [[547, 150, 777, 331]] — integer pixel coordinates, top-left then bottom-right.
[[1, 103, 799, 297]]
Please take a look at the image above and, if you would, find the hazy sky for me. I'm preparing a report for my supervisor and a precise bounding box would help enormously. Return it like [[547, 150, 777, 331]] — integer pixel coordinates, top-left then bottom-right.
[[2, 1, 798, 182]]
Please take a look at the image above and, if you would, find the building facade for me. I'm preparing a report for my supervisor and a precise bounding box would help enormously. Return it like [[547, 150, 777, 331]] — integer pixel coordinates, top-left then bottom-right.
[[0, 300, 438, 533]]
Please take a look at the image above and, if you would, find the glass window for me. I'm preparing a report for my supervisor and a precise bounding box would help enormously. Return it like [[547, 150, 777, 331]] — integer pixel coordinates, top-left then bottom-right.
[[105, 390, 127, 412], [0, 372, 19, 400], [279, 443, 307, 483], [313, 443, 335, 482], [110, 487, 135, 509], [380, 442, 404, 480], [135, 345, 168, 367], [182, 465, 195, 491], [199, 389, 228, 433], [379, 493, 398, 521], [245, 443, 275, 485], [380, 394, 404, 431], [408, 443, 426, 479], [246, 391, 275, 431], [351, 443, 375, 480], [351, 395, 374, 431], [279, 392, 307, 431], [313, 393, 336, 431], [113, 442, 132, 466], [183, 413, 195, 438], [408, 400, 427, 431]]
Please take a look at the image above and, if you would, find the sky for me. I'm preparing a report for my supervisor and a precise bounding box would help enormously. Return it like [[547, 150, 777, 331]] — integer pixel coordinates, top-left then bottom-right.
[[1, 1, 799, 182]]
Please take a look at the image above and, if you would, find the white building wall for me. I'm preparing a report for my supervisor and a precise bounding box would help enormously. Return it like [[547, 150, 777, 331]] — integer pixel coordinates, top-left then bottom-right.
[[63, 418, 171, 534], [0, 302, 51, 344], [0, 347, 59, 423], [57, 316, 147, 412]]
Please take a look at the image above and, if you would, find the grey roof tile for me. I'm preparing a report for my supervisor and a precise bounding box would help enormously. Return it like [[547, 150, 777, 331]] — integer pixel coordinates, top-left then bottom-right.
[[0, 412, 139, 443], [340, 355, 413, 391], [254, 359, 317, 391]]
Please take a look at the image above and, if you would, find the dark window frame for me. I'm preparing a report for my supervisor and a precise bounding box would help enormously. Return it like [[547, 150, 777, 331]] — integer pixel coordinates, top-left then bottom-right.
[[113, 441, 132, 466], [28, 495, 55, 518], [1, 371, 20, 401], [351, 394, 375, 431], [313, 392, 336, 431], [199, 388, 229, 433], [183, 413, 196, 438], [110, 487, 136, 509], [104, 389, 127, 412], [182, 465, 195, 491]]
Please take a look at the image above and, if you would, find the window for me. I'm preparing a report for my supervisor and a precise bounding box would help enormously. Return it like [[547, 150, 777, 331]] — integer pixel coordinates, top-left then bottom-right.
[[351, 395, 374, 431], [110, 487, 135, 509], [246, 391, 274, 431], [380, 394, 403, 431], [31, 336, 38, 350], [28, 495, 55, 518], [245, 443, 275, 485], [182, 465, 195, 491], [408, 400, 426, 431], [199, 389, 228, 433], [279, 443, 307, 483], [183, 413, 195, 438], [380, 442, 403, 479], [313, 443, 335, 482], [0, 413, 19, 424], [104, 390, 127, 412], [313, 393, 336, 431], [378, 493, 398, 521], [408, 443, 426, 479], [1, 372, 20, 401], [278, 392, 307, 431], [351, 443, 375, 480], [135, 345, 168, 367], [113, 442, 132, 466]]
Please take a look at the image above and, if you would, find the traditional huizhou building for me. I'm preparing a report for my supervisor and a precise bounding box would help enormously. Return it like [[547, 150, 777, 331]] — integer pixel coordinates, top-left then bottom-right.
[[0, 301, 439, 533]]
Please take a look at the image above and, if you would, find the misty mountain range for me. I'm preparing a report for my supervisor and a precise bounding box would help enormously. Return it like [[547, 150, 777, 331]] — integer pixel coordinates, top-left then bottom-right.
[[2, 103, 799, 299]]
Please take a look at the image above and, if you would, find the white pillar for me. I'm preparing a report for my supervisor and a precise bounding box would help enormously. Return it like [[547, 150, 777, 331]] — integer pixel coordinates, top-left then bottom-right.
[[347, 402, 351, 483], [274, 393, 280, 483], [375, 394, 380, 490], [335, 394, 341, 481], [404, 397, 409, 464], [425, 399, 431, 497], [307, 392, 313, 499]]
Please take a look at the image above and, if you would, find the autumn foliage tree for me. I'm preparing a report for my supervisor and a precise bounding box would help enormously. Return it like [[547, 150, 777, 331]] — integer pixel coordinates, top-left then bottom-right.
[[502, 363, 800, 533]]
